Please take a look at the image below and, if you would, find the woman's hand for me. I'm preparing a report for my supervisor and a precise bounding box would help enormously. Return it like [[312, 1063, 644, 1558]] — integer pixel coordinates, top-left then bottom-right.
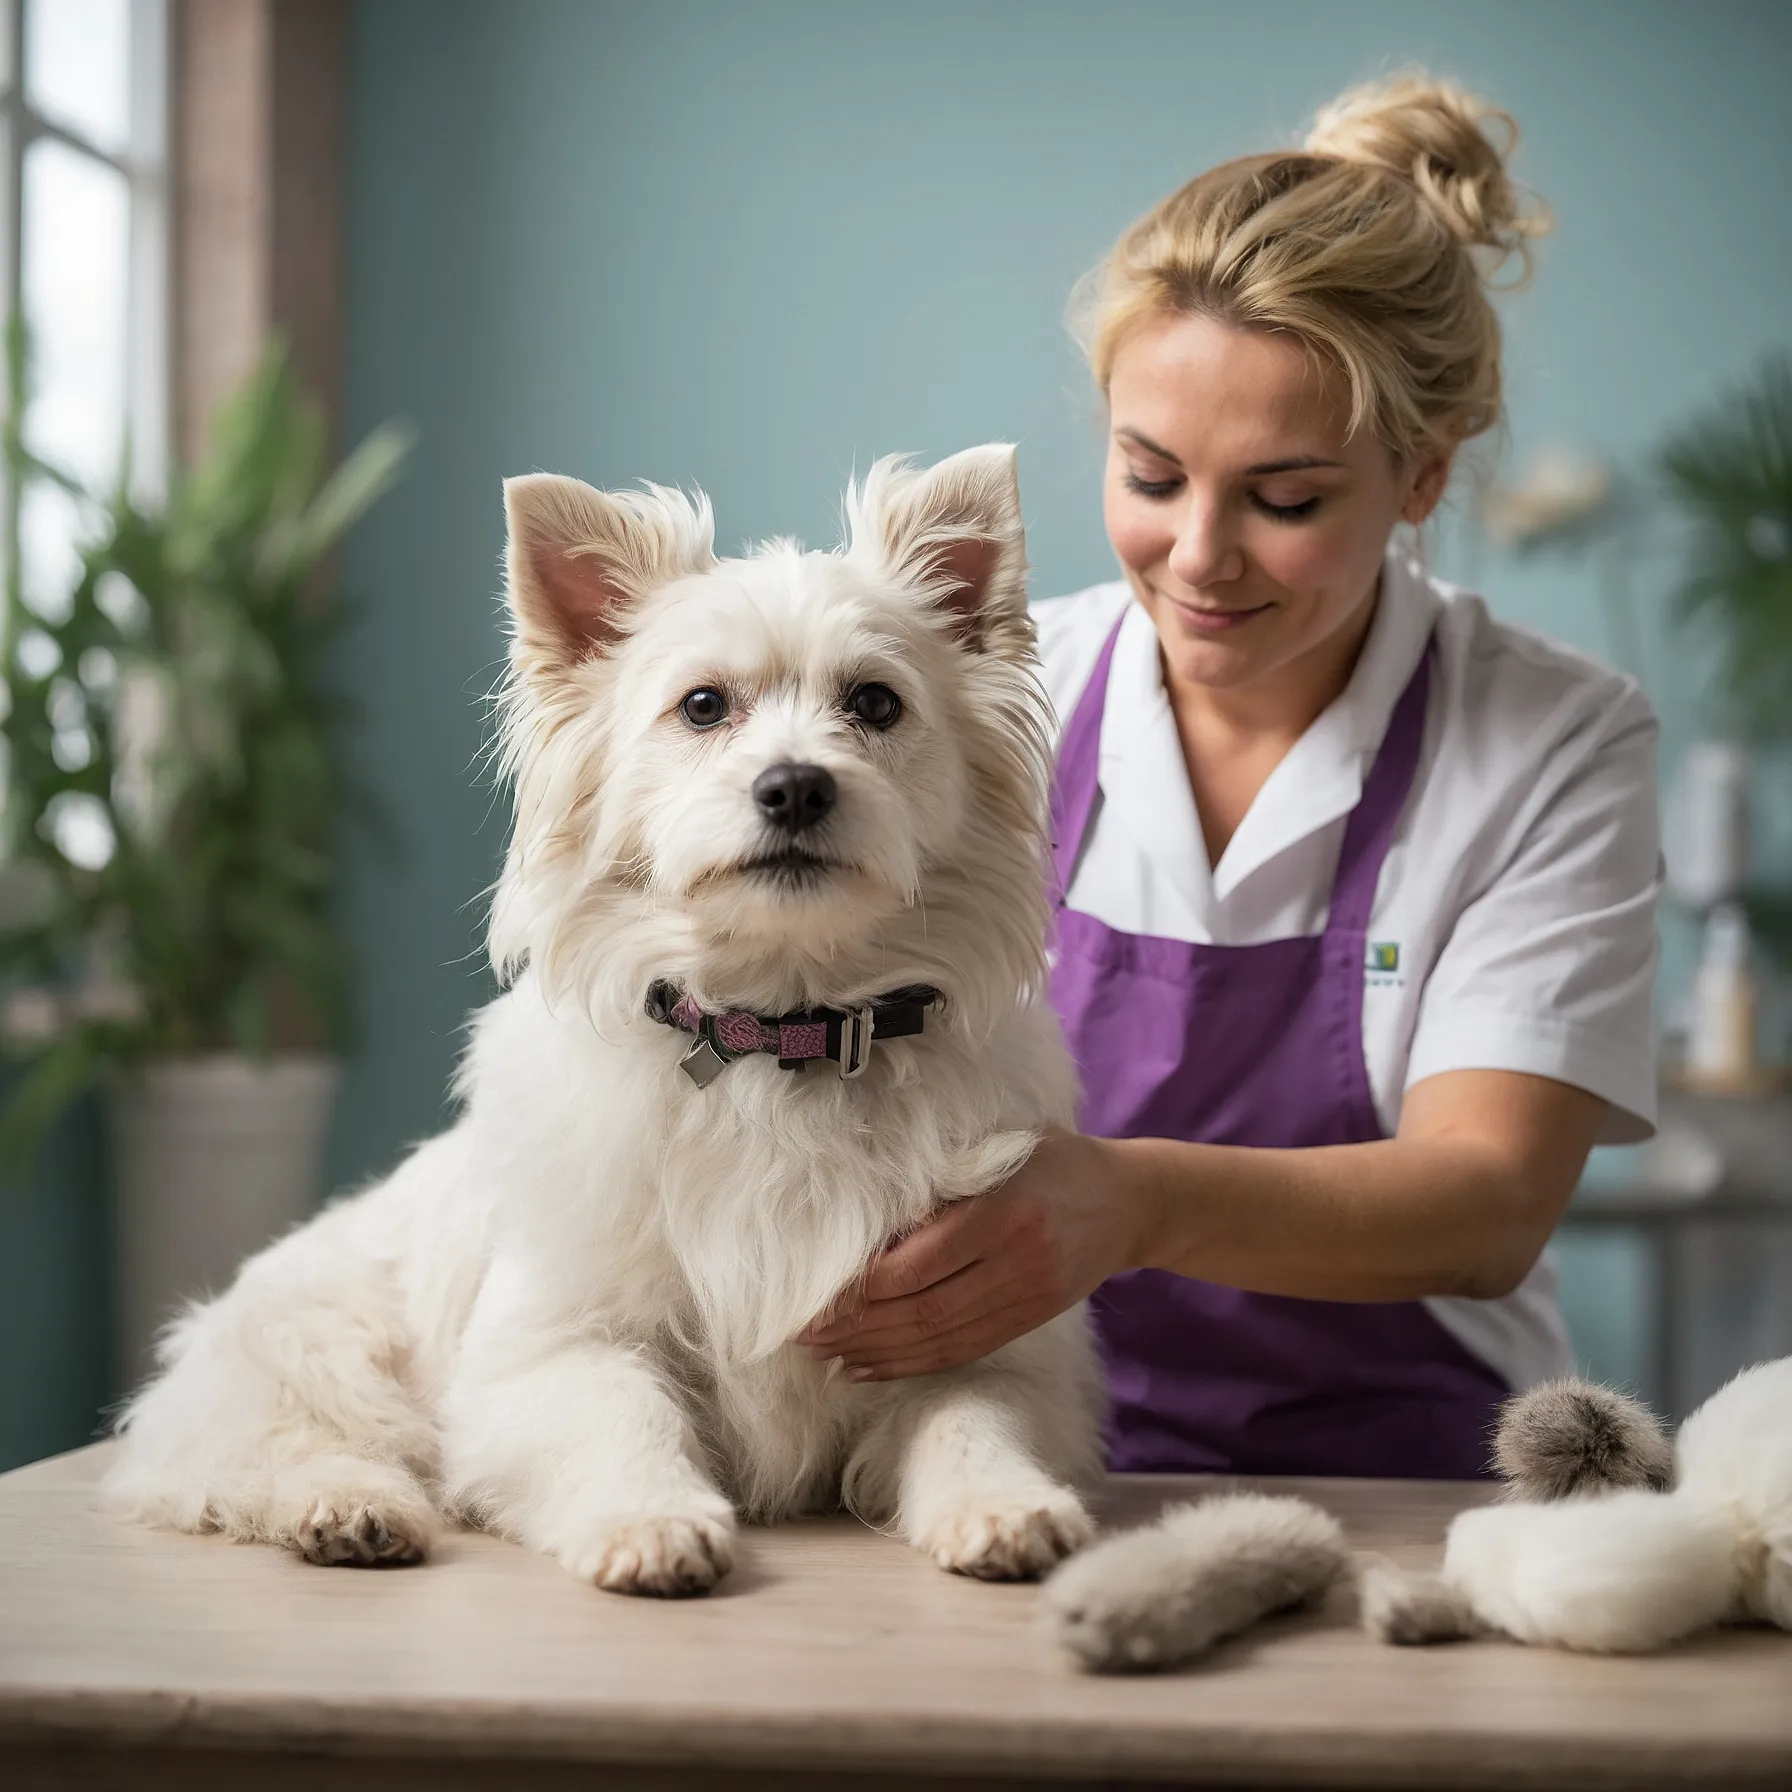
[[795, 1070, 1608, 1382], [799, 1128, 1151, 1380]]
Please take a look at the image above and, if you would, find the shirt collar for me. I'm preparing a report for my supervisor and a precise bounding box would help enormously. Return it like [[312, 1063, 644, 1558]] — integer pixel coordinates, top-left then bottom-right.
[[1095, 552, 1441, 906], [1340, 549, 1441, 754], [1097, 599, 1215, 917]]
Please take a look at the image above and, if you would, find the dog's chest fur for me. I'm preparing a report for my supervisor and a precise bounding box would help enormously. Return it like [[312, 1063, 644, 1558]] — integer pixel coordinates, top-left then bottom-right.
[[448, 975, 1076, 1518], [657, 1328, 856, 1519]]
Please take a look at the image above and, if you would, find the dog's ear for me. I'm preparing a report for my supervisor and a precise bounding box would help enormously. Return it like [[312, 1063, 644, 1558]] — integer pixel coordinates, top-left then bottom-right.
[[851, 445, 1029, 656], [503, 474, 715, 662]]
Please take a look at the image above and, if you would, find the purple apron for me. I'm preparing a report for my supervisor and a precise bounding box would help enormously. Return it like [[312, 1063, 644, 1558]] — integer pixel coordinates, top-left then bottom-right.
[[1049, 615, 1508, 1480]]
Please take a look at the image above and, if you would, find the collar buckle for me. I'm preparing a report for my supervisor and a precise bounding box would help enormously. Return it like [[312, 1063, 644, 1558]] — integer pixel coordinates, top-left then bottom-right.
[[838, 1003, 875, 1079]]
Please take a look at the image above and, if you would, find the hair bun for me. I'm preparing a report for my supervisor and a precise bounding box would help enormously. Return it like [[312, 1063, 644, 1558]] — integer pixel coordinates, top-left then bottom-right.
[[1304, 71, 1551, 274]]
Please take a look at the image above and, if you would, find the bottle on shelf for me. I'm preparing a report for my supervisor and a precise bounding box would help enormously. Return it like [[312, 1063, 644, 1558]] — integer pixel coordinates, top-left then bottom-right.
[[1683, 901, 1763, 1095]]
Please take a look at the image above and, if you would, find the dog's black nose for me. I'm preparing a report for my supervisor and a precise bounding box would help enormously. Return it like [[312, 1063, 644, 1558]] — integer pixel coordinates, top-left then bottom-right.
[[753, 762, 836, 833]]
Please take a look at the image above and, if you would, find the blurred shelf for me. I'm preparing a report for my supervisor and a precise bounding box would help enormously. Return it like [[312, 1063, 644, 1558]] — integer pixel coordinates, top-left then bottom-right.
[[1562, 1085, 1792, 1420], [1569, 1087, 1792, 1222]]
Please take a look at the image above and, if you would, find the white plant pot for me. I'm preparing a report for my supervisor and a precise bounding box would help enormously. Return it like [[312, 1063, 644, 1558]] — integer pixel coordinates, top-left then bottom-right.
[[108, 1055, 341, 1388]]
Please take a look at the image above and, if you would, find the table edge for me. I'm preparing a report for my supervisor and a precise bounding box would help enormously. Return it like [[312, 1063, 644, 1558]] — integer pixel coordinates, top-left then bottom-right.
[[2, 1685, 1789, 1791]]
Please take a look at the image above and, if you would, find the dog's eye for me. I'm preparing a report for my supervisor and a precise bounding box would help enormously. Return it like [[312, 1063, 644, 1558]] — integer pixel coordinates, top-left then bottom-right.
[[847, 683, 902, 729], [680, 688, 728, 729]]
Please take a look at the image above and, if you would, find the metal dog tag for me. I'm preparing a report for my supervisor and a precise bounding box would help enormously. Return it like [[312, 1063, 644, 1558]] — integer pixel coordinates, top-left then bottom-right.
[[680, 1034, 729, 1088]]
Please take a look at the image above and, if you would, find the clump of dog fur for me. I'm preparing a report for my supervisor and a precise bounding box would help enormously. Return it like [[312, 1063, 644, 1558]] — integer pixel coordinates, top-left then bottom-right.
[[1046, 1495, 1348, 1671], [1490, 1377, 1675, 1501], [1366, 1356, 1792, 1655], [1048, 1356, 1792, 1670]]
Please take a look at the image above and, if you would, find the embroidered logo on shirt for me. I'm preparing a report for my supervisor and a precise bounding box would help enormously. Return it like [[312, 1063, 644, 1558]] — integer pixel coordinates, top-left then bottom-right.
[[1365, 940, 1406, 993]]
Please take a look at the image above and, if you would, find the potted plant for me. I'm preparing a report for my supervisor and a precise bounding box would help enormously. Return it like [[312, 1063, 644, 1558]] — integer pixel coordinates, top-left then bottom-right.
[[1659, 353, 1792, 747], [0, 328, 411, 1380], [1659, 354, 1792, 957], [1655, 353, 1792, 1086]]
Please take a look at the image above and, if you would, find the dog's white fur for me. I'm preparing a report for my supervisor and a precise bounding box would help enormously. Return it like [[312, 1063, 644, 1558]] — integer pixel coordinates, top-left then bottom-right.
[[1378, 1356, 1792, 1653], [105, 445, 1102, 1593]]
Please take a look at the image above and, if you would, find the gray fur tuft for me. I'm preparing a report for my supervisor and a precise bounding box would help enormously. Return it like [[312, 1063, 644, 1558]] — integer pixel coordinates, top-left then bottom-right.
[[1043, 1493, 1348, 1673], [1359, 1560, 1487, 1644], [1494, 1379, 1674, 1502]]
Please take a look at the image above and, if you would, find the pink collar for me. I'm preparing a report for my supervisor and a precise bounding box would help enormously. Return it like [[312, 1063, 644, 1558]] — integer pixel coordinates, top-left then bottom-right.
[[643, 981, 940, 1087]]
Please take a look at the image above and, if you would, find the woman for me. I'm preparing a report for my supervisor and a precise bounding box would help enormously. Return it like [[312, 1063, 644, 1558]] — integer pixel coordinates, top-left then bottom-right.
[[804, 74, 1661, 1479]]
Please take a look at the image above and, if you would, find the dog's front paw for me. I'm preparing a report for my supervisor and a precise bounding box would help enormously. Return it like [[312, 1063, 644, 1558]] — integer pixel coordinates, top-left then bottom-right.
[[563, 1512, 737, 1597], [917, 1489, 1093, 1581], [299, 1497, 434, 1566], [270, 1456, 438, 1567]]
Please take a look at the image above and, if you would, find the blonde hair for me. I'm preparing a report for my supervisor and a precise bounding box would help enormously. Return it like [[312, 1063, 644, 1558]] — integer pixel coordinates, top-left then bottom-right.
[[1077, 72, 1552, 462]]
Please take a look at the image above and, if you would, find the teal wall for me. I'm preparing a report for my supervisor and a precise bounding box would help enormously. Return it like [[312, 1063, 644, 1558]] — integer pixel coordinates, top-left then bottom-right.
[[329, 0, 1792, 1396], [11, 0, 1789, 1471], [0, 1092, 110, 1469]]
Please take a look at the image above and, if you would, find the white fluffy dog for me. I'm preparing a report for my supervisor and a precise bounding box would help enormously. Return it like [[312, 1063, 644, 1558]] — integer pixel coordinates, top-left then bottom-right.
[[106, 445, 1101, 1595]]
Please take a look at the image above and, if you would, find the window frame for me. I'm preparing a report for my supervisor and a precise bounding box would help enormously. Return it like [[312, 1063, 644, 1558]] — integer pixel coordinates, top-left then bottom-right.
[[0, 0, 170, 532]]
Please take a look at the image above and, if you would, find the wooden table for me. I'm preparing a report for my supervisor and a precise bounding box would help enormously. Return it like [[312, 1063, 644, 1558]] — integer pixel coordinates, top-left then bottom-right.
[[2, 1445, 1788, 1791]]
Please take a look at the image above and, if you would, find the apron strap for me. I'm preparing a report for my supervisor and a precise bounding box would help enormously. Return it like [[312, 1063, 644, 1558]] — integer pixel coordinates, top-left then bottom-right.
[[1327, 644, 1433, 939], [1048, 612, 1126, 902]]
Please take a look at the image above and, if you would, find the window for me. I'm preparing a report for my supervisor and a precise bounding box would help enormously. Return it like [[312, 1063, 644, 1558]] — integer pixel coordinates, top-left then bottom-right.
[[2, 0, 167, 631]]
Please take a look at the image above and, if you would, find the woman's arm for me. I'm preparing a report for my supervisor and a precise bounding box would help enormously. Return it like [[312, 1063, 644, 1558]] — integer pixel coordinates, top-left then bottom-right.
[[800, 1069, 1606, 1380]]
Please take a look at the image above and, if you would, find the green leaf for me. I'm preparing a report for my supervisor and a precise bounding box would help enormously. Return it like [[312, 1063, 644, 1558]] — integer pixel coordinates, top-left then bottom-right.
[[0, 1027, 106, 1176], [1747, 888, 1792, 972], [260, 421, 415, 585], [224, 979, 272, 1059], [1657, 354, 1792, 738]]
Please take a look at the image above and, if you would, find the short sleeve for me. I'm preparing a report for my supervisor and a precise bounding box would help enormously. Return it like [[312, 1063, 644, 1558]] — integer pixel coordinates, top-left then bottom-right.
[[1404, 680, 1662, 1144]]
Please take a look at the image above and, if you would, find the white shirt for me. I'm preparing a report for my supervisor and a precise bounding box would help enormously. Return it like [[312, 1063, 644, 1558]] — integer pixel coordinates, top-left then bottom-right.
[[1034, 553, 1663, 1391]]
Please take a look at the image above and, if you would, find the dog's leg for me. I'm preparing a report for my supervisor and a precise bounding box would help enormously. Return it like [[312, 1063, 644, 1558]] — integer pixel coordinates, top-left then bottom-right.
[[104, 1181, 440, 1567], [848, 1317, 1098, 1580], [442, 1272, 735, 1596]]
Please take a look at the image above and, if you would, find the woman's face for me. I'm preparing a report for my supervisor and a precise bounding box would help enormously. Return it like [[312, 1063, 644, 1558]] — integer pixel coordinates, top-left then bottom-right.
[[1103, 310, 1450, 703]]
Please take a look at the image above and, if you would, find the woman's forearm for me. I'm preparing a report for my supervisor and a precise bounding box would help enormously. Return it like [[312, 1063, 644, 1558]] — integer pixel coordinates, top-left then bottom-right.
[[1119, 1070, 1608, 1304], [803, 1070, 1608, 1380], [1120, 1135, 1534, 1302]]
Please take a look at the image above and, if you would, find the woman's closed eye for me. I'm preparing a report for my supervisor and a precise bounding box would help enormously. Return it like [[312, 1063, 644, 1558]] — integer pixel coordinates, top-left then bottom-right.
[[1123, 468, 1183, 501], [1123, 466, 1323, 522], [1252, 492, 1322, 521]]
